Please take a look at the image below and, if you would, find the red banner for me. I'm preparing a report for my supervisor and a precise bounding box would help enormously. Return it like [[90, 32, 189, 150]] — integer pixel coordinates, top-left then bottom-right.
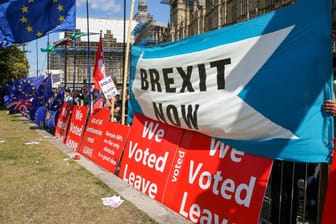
[[78, 108, 110, 160], [94, 120, 130, 174], [65, 105, 88, 151], [161, 131, 273, 224], [322, 156, 336, 223], [54, 103, 72, 143], [119, 113, 184, 201]]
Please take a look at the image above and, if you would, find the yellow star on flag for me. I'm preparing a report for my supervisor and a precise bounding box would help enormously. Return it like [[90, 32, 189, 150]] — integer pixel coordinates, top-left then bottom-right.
[[20, 17, 28, 23], [57, 4, 64, 12], [58, 15, 65, 23], [26, 25, 33, 32], [21, 5, 28, 13]]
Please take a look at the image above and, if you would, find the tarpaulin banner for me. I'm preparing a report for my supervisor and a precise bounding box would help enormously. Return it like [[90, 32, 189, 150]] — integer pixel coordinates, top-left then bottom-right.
[[96, 120, 130, 174], [161, 130, 273, 223], [65, 105, 88, 151], [120, 114, 272, 223], [78, 108, 131, 174], [322, 156, 336, 222], [78, 108, 110, 160], [128, 0, 333, 162], [54, 103, 72, 142], [119, 113, 184, 201]]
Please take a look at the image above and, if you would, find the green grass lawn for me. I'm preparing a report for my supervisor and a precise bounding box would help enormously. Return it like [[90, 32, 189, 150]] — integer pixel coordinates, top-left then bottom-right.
[[0, 110, 157, 224]]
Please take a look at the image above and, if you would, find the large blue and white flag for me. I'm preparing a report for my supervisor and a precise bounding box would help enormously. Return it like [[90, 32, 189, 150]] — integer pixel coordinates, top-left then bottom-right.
[[128, 0, 333, 162]]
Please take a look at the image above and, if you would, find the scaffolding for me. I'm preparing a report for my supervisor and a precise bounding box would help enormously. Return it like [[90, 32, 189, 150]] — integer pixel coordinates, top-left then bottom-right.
[[47, 30, 126, 90]]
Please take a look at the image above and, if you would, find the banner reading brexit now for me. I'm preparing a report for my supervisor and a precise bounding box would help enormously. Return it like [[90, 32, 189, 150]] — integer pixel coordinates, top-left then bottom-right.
[[120, 113, 272, 223], [128, 0, 333, 162]]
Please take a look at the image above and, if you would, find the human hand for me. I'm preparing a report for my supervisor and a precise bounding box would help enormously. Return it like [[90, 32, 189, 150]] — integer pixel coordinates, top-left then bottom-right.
[[324, 100, 336, 116]]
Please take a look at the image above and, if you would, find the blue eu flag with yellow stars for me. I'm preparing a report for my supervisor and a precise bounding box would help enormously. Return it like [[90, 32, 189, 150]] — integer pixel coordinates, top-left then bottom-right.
[[0, 0, 75, 46], [33, 75, 52, 107], [15, 76, 45, 100]]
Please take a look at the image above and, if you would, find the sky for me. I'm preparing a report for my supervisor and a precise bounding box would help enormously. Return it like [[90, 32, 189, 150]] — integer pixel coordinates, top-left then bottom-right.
[[26, 0, 170, 77]]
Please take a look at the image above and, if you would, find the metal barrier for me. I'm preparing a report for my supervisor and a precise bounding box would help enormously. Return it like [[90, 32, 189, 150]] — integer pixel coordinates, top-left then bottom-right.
[[259, 161, 329, 224]]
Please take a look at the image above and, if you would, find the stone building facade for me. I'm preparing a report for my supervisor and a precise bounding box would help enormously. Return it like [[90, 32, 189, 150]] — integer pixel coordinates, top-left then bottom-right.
[[162, 0, 298, 42]]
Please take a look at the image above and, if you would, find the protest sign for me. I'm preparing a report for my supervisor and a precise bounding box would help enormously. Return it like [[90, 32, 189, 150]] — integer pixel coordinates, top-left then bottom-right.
[[95, 121, 130, 174], [128, 0, 333, 162], [99, 76, 118, 99], [161, 131, 273, 223], [119, 113, 184, 201], [78, 108, 110, 160], [65, 105, 88, 151], [54, 103, 72, 142]]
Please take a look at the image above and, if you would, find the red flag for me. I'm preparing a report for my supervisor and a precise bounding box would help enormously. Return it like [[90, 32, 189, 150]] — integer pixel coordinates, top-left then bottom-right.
[[93, 34, 106, 91]]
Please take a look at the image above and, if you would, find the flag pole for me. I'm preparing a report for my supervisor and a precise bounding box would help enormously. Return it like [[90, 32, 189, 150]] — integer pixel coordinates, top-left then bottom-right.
[[121, 0, 135, 125], [47, 34, 50, 74], [36, 39, 39, 76], [64, 44, 67, 87], [86, 0, 92, 114], [72, 34, 77, 90]]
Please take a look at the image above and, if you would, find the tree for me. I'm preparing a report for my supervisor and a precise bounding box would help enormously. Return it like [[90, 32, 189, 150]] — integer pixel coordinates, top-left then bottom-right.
[[0, 46, 29, 86]]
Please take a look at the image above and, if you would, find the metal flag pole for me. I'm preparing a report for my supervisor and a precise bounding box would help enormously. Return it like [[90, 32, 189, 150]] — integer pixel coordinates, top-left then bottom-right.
[[47, 34, 50, 74], [36, 39, 39, 76], [64, 44, 68, 87], [86, 0, 92, 114], [72, 35, 77, 90], [121, 0, 135, 125]]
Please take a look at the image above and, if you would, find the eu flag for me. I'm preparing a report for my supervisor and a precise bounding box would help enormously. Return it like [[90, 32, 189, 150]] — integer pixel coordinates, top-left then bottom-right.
[[0, 0, 75, 46], [30, 75, 52, 121], [33, 75, 53, 108], [15, 76, 44, 100]]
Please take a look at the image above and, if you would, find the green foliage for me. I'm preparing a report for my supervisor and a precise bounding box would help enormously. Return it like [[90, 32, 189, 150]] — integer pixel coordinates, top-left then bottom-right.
[[0, 46, 29, 85]]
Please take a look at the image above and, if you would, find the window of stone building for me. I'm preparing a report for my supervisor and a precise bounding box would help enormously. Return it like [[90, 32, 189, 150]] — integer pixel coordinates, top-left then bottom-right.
[[266, 0, 274, 7], [241, 0, 246, 14], [206, 0, 212, 9], [249, 0, 254, 12], [219, 4, 225, 26]]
